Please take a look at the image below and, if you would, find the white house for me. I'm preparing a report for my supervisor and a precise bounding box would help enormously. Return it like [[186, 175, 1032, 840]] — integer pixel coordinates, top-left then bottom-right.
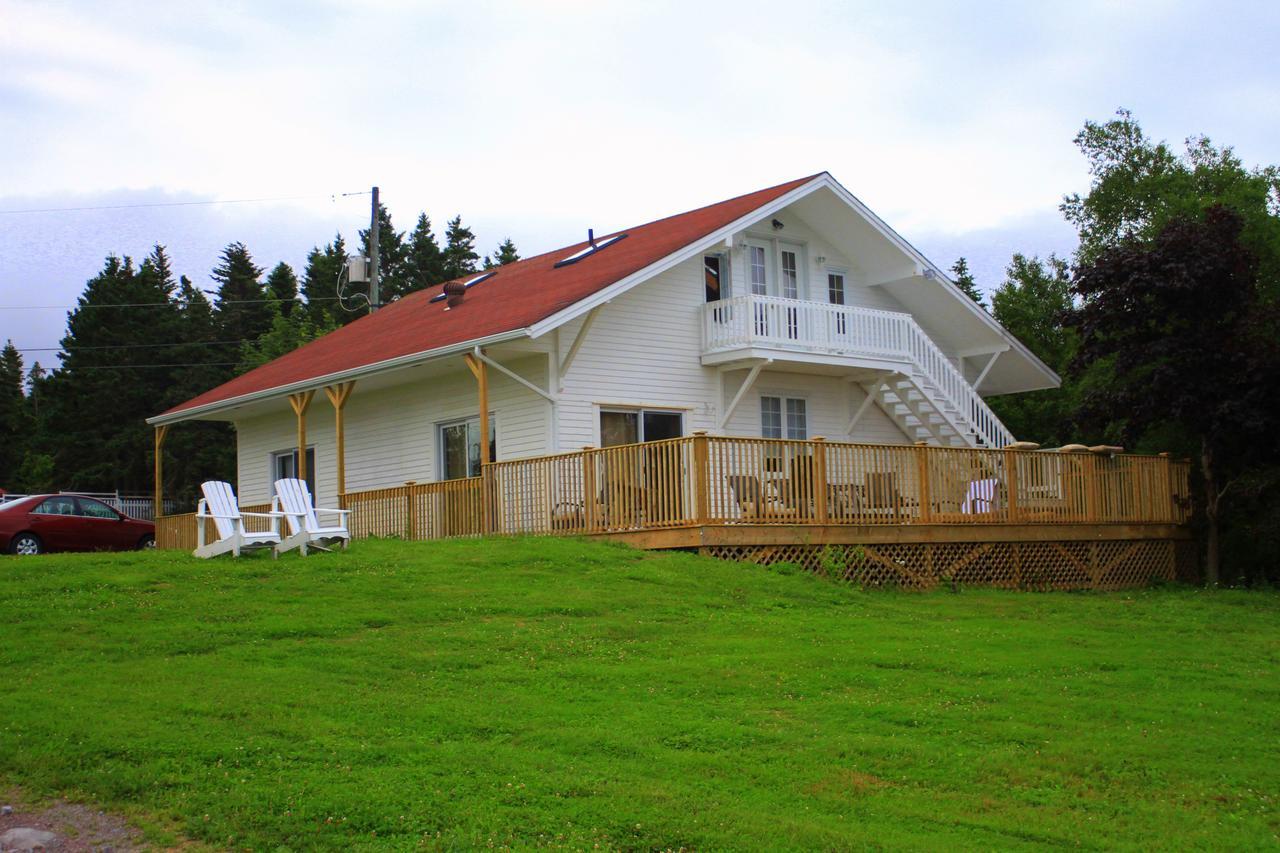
[[149, 172, 1059, 510]]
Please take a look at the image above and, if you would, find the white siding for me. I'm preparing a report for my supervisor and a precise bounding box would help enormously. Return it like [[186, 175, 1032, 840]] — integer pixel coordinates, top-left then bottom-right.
[[233, 355, 550, 506], [552, 253, 912, 449]]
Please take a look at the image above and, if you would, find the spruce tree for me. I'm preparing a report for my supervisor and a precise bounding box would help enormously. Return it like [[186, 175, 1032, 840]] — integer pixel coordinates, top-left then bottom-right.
[[211, 242, 271, 359], [441, 215, 479, 281], [0, 340, 26, 487], [265, 262, 299, 317], [301, 234, 349, 327], [949, 257, 986, 309], [404, 213, 445, 293], [484, 238, 520, 269], [43, 250, 183, 492]]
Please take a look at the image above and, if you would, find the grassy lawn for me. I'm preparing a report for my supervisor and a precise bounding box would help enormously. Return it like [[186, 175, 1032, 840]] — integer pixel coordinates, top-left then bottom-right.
[[0, 538, 1277, 850]]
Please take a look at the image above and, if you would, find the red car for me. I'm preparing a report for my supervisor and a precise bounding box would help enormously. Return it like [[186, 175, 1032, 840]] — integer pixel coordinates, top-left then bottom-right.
[[0, 494, 156, 555]]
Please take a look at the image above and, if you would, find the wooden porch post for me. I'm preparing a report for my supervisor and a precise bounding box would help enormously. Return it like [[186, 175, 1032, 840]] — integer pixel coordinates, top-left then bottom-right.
[[914, 441, 932, 523], [324, 381, 356, 503], [463, 352, 490, 465], [153, 424, 169, 518], [288, 390, 315, 481], [463, 351, 491, 532]]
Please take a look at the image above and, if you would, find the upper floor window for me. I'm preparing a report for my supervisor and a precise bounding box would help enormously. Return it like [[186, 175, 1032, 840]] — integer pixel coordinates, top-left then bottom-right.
[[827, 272, 846, 305], [780, 248, 800, 300], [748, 245, 768, 295], [704, 255, 726, 302]]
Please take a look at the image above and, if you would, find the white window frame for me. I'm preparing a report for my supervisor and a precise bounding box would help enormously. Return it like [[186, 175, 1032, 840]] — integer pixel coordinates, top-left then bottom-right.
[[759, 393, 808, 440], [826, 267, 848, 305], [597, 406, 686, 446], [437, 414, 496, 481], [777, 241, 805, 301], [270, 446, 315, 498]]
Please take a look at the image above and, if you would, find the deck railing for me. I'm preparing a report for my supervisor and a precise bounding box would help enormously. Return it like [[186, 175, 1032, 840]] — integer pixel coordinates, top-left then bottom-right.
[[155, 437, 1191, 549], [702, 295, 1014, 448]]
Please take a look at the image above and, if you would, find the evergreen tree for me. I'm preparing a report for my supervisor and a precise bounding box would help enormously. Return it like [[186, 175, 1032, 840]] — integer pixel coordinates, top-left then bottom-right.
[[265, 262, 299, 317], [441, 215, 479, 281], [949, 257, 986, 308], [359, 204, 408, 306], [404, 213, 445, 294], [987, 254, 1076, 446], [211, 242, 271, 351], [484, 238, 521, 270], [301, 233, 349, 327], [238, 311, 337, 373], [42, 250, 184, 492], [0, 340, 26, 487]]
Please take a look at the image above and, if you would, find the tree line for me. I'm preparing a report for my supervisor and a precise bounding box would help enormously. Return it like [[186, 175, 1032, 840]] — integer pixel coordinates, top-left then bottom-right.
[[3, 111, 1277, 583], [950, 111, 1279, 585], [0, 206, 520, 506]]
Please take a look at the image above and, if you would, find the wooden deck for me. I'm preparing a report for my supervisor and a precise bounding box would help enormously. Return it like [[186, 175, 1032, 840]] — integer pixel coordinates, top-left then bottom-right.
[[157, 435, 1193, 589]]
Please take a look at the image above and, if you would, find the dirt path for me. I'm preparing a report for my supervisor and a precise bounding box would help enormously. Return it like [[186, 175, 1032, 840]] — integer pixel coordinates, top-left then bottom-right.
[[1, 790, 146, 852]]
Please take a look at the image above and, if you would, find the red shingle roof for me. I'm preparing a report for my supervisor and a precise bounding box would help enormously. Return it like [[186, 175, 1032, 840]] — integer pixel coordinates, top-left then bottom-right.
[[159, 173, 821, 418]]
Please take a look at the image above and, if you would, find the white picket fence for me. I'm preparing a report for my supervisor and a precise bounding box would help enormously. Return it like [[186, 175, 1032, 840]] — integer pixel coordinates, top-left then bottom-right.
[[0, 491, 177, 520]]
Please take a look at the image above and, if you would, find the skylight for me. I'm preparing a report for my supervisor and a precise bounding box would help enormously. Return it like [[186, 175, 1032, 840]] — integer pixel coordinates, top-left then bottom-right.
[[429, 271, 496, 303], [554, 233, 627, 268]]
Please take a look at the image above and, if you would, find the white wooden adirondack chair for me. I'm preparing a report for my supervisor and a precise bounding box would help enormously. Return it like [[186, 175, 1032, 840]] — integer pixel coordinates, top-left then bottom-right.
[[194, 481, 282, 558], [272, 478, 351, 556]]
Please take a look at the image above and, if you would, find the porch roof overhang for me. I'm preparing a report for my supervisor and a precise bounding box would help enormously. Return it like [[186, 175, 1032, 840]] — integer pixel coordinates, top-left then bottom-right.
[[144, 329, 529, 427]]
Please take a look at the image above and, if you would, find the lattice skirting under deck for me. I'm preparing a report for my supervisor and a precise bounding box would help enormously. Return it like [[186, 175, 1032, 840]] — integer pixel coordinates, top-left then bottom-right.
[[699, 539, 1197, 591]]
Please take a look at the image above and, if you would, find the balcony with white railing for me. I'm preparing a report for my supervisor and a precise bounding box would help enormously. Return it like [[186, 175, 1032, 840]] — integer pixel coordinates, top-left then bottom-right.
[[701, 294, 1014, 449]]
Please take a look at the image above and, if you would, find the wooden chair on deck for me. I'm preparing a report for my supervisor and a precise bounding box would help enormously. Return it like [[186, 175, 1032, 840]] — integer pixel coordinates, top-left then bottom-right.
[[858, 472, 916, 520], [726, 475, 794, 522], [194, 480, 282, 559]]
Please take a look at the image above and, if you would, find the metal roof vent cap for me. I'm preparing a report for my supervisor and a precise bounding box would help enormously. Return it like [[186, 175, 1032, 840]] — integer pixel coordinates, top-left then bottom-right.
[[443, 280, 467, 310]]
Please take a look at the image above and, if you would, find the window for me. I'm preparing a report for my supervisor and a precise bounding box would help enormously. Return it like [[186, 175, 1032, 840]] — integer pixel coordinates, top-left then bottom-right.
[[780, 249, 799, 299], [272, 448, 316, 500], [748, 245, 768, 295], [760, 396, 807, 439], [35, 496, 77, 515], [600, 409, 683, 447], [76, 497, 119, 519], [704, 255, 726, 303], [827, 272, 846, 305], [439, 417, 495, 480], [828, 272, 847, 335]]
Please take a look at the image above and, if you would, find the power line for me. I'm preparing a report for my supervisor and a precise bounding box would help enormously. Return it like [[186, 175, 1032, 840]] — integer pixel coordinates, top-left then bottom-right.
[[0, 296, 341, 310], [0, 191, 372, 216], [13, 339, 255, 353], [50, 362, 242, 370]]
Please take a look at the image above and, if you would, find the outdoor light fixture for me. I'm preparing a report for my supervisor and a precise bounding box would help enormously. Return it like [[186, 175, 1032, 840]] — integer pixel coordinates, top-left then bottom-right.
[[771, 218, 784, 230]]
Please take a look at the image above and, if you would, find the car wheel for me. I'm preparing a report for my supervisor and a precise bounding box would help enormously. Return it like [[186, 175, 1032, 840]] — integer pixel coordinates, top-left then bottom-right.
[[137, 534, 156, 550], [10, 533, 43, 555]]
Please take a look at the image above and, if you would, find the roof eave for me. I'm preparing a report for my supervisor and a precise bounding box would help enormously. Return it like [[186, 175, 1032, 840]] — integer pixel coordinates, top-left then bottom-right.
[[146, 328, 531, 426]]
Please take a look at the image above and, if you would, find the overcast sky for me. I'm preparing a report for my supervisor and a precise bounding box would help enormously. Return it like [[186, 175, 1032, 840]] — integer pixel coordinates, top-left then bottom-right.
[[2, 0, 1278, 364]]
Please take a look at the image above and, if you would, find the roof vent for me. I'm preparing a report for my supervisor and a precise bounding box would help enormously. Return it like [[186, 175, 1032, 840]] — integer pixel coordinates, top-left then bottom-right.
[[443, 280, 466, 310], [554, 232, 627, 268], [430, 271, 497, 305]]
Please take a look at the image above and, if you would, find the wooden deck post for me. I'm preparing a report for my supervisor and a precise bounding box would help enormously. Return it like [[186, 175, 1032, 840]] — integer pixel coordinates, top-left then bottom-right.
[[1004, 448, 1020, 523], [692, 431, 710, 523], [1159, 452, 1173, 523], [581, 446, 597, 531], [404, 481, 417, 540], [1083, 454, 1100, 522], [811, 436, 828, 523], [324, 381, 355, 504], [914, 441, 932, 523], [288, 390, 315, 481], [153, 424, 169, 520], [464, 351, 492, 532]]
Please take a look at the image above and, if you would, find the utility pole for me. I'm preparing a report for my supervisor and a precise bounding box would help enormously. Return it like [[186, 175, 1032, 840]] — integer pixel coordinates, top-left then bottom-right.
[[369, 185, 381, 313]]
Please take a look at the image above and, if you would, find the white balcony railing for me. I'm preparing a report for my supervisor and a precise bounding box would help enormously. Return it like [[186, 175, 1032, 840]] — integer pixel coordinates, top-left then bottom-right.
[[701, 294, 1013, 449]]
